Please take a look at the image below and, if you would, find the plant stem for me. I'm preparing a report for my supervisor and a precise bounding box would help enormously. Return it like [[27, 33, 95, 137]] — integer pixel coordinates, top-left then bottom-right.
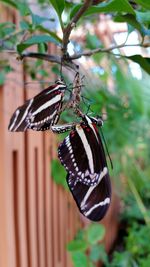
[[127, 177, 150, 226], [62, 0, 93, 56]]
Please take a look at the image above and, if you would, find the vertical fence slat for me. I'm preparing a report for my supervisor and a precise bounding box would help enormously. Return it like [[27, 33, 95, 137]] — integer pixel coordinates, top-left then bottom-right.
[[44, 132, 53, 267]]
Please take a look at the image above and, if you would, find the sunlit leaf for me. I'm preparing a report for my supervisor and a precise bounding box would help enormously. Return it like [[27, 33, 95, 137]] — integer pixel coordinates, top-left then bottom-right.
[[49, 0, 65, 17], [124, 55, 150, 75], [114, 14, 144, 36]]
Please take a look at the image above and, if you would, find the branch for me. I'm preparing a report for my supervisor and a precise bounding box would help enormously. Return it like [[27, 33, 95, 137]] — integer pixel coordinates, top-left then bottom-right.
[[19, 51, 79, 71], [62, 0, 93, 56], [69, 42, 150, 59]]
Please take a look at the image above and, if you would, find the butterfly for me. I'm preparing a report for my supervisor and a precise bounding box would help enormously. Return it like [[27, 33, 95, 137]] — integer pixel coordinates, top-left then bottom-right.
[[52, 115, 111, 221], [8, 79, 67, 131]]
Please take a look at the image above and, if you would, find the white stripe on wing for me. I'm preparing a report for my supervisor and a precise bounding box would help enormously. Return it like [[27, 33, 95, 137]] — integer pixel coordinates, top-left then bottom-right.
[[32, 94, 61, 116], [80, 167, 108, 209], [84, 197, 110, 217], [14, 99, 33, 131], [76, 124, 94, 173]]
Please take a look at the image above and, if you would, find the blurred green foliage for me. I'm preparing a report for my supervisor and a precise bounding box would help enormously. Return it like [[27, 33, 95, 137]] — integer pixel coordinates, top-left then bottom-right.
[[67, 223, 108, 267]]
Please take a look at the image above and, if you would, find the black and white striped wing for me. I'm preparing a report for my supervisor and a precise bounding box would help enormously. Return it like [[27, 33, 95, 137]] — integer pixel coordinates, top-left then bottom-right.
[[8, 80, 66, 132], [58, 118, 111, 221], [58, 122, 108, 187], [66, 172, 111, 221]]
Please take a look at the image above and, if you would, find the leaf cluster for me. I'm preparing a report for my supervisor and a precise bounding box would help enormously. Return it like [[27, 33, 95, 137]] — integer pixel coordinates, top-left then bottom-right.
[[67, 223, 108, 267], [0, 0, 150, 74]]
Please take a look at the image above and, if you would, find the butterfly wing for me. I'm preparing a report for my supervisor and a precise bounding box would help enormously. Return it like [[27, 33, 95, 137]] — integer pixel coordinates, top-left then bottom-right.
[[58, 121, 108, 187], [58, 117, 111, 221], [8, 81, 66, 132], [66, 172, 111, 221], [8, 99, 33, 131]]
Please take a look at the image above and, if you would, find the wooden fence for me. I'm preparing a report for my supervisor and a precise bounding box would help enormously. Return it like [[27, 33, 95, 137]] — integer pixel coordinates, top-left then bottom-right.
[[0, 54, 80, 267], [0, 6, 119, 267]]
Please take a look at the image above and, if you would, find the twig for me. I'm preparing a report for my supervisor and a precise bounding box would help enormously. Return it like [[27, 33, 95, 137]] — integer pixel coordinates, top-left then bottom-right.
[[62, 0, 93, 56], [69, 42, 150, 60], [19, 51, 79, 71]]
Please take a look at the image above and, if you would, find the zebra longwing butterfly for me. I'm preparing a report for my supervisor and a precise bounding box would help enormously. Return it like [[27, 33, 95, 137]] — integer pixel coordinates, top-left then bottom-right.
[[8, 79, 67, 131], [57, 115, 111, 221]]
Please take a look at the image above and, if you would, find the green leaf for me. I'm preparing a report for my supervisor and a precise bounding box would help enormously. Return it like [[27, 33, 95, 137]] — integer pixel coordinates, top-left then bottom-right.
[[136, 11, 150, 25], [70, 4, 81, 20], [20, 20, 30, 31], [90, 244, 108, 264], [124, 55, 150, 75], [72, 252, 88, 267], [31, 13, 49, 27], [36, 25, 62, 43], [84, 0, 135, 16], [86, 224, 105, 245], [49, 0, 65, 17], [67, 240, 88, 252], [0, 0, 17, 8], [51, 159, 68, 190], [70, 0, 135, 20], [0, 0, 30, 15], [0, 22, 15, 29], [134, 0, 150, 9], [0, 22, 16, 38], [16, 2, 30, 16], [110, 251, 133, 267], [17, 34, 60, 53]]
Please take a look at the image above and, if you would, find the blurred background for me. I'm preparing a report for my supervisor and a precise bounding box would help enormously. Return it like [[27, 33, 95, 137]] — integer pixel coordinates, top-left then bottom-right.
[[0, 0, 150, 267]]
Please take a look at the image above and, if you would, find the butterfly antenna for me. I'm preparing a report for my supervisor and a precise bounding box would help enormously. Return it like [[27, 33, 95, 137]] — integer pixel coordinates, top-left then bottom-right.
[[100, 128, 113, 169], [81, 95, 94, 114]]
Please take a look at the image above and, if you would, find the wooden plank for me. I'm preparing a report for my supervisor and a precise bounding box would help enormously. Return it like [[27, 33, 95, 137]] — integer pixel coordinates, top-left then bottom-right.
[[1, 55, 28, 267], [0, 85, 9, 267], [25, 79, 46, 267], [44, 132, 53, 267]]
